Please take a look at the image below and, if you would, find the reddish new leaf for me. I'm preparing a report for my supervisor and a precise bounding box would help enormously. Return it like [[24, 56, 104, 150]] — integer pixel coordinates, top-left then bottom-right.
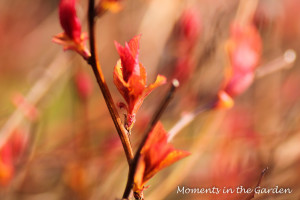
[[114, 36, 166, 131], [53, 0, 90, 59], [133, 122, 190, 198], [217, 22, 262, 108]]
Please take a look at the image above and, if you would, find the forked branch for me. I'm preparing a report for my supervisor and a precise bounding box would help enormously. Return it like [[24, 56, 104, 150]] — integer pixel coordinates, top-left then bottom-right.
[[87, 0, 133, 164]]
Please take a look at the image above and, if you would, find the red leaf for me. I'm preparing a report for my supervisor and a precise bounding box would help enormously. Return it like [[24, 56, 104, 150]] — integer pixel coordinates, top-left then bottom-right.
[[113, 36, 166, 130], [133, 122, 190, 195], [53, 0, 90, 59]]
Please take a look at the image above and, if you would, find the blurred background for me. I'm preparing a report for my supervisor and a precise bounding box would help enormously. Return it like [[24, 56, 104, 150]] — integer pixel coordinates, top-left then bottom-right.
[[0, 0, 300, 199]]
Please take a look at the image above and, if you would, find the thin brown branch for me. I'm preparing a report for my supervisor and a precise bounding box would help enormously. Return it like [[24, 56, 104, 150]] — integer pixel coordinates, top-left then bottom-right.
[[87, 0, 133, 164], [245, 167, 269, 200], [122, 79, 179, 199]]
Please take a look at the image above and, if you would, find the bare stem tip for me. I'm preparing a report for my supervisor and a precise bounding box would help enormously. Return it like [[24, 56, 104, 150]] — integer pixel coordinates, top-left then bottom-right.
[[172, 79, 180, 88], [284, 49, 296, 64]]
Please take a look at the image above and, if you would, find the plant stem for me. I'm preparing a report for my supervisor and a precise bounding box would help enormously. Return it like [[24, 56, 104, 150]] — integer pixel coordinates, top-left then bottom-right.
[[0, 54, 70, 151], [245, 167, 268, 200], [167, 100, 216, 142], [255, 49, 296, 78], [168, 49, 297, 142], [122, 79, 179, 199], [87, 0, 133, 164]]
